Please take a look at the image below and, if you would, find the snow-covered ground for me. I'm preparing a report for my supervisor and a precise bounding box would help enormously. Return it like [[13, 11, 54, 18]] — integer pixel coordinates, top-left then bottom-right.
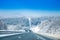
[[0, 30, 27, 38], [0, 33, 21, 37], [0, 16, 60, 39], [34, 17, 60, 39], [35, 32, 60, 39]]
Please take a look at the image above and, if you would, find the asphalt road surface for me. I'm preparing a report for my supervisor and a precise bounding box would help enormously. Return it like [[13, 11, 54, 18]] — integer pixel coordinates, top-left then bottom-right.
[[0, 32, 57, 40]]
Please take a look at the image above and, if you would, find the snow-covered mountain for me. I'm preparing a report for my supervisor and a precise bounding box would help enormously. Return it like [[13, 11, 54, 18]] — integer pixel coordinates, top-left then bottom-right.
[[0, 17, 30, 30], [0, 16, 60, 35], [0, 17, 41, 30], [38, 16, 60, 34]]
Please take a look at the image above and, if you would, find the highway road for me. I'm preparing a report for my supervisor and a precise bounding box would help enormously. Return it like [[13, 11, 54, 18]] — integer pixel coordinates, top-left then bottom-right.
[[0, 32, 57, 40]]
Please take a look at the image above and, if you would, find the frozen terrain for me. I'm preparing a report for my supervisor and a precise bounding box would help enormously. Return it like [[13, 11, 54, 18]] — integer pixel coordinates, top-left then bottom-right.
[[0, 16, 60, 39]]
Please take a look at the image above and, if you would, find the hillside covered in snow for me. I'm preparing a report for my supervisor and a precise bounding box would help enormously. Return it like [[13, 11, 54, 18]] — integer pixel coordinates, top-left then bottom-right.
[[0, 16, 60, 35], [38, 17, 60, 35]]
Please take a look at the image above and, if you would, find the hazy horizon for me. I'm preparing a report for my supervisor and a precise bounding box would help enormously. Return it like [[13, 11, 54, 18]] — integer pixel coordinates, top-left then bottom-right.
[[0, 9, 60, 18]]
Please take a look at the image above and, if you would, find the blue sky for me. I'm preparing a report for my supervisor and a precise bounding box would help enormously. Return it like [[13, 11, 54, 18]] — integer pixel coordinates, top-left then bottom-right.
[[0, 0, 60, 17]]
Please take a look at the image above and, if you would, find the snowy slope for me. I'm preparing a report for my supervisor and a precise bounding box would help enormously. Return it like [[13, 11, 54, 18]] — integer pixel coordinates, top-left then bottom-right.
[[38, 17, 60, 34]]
